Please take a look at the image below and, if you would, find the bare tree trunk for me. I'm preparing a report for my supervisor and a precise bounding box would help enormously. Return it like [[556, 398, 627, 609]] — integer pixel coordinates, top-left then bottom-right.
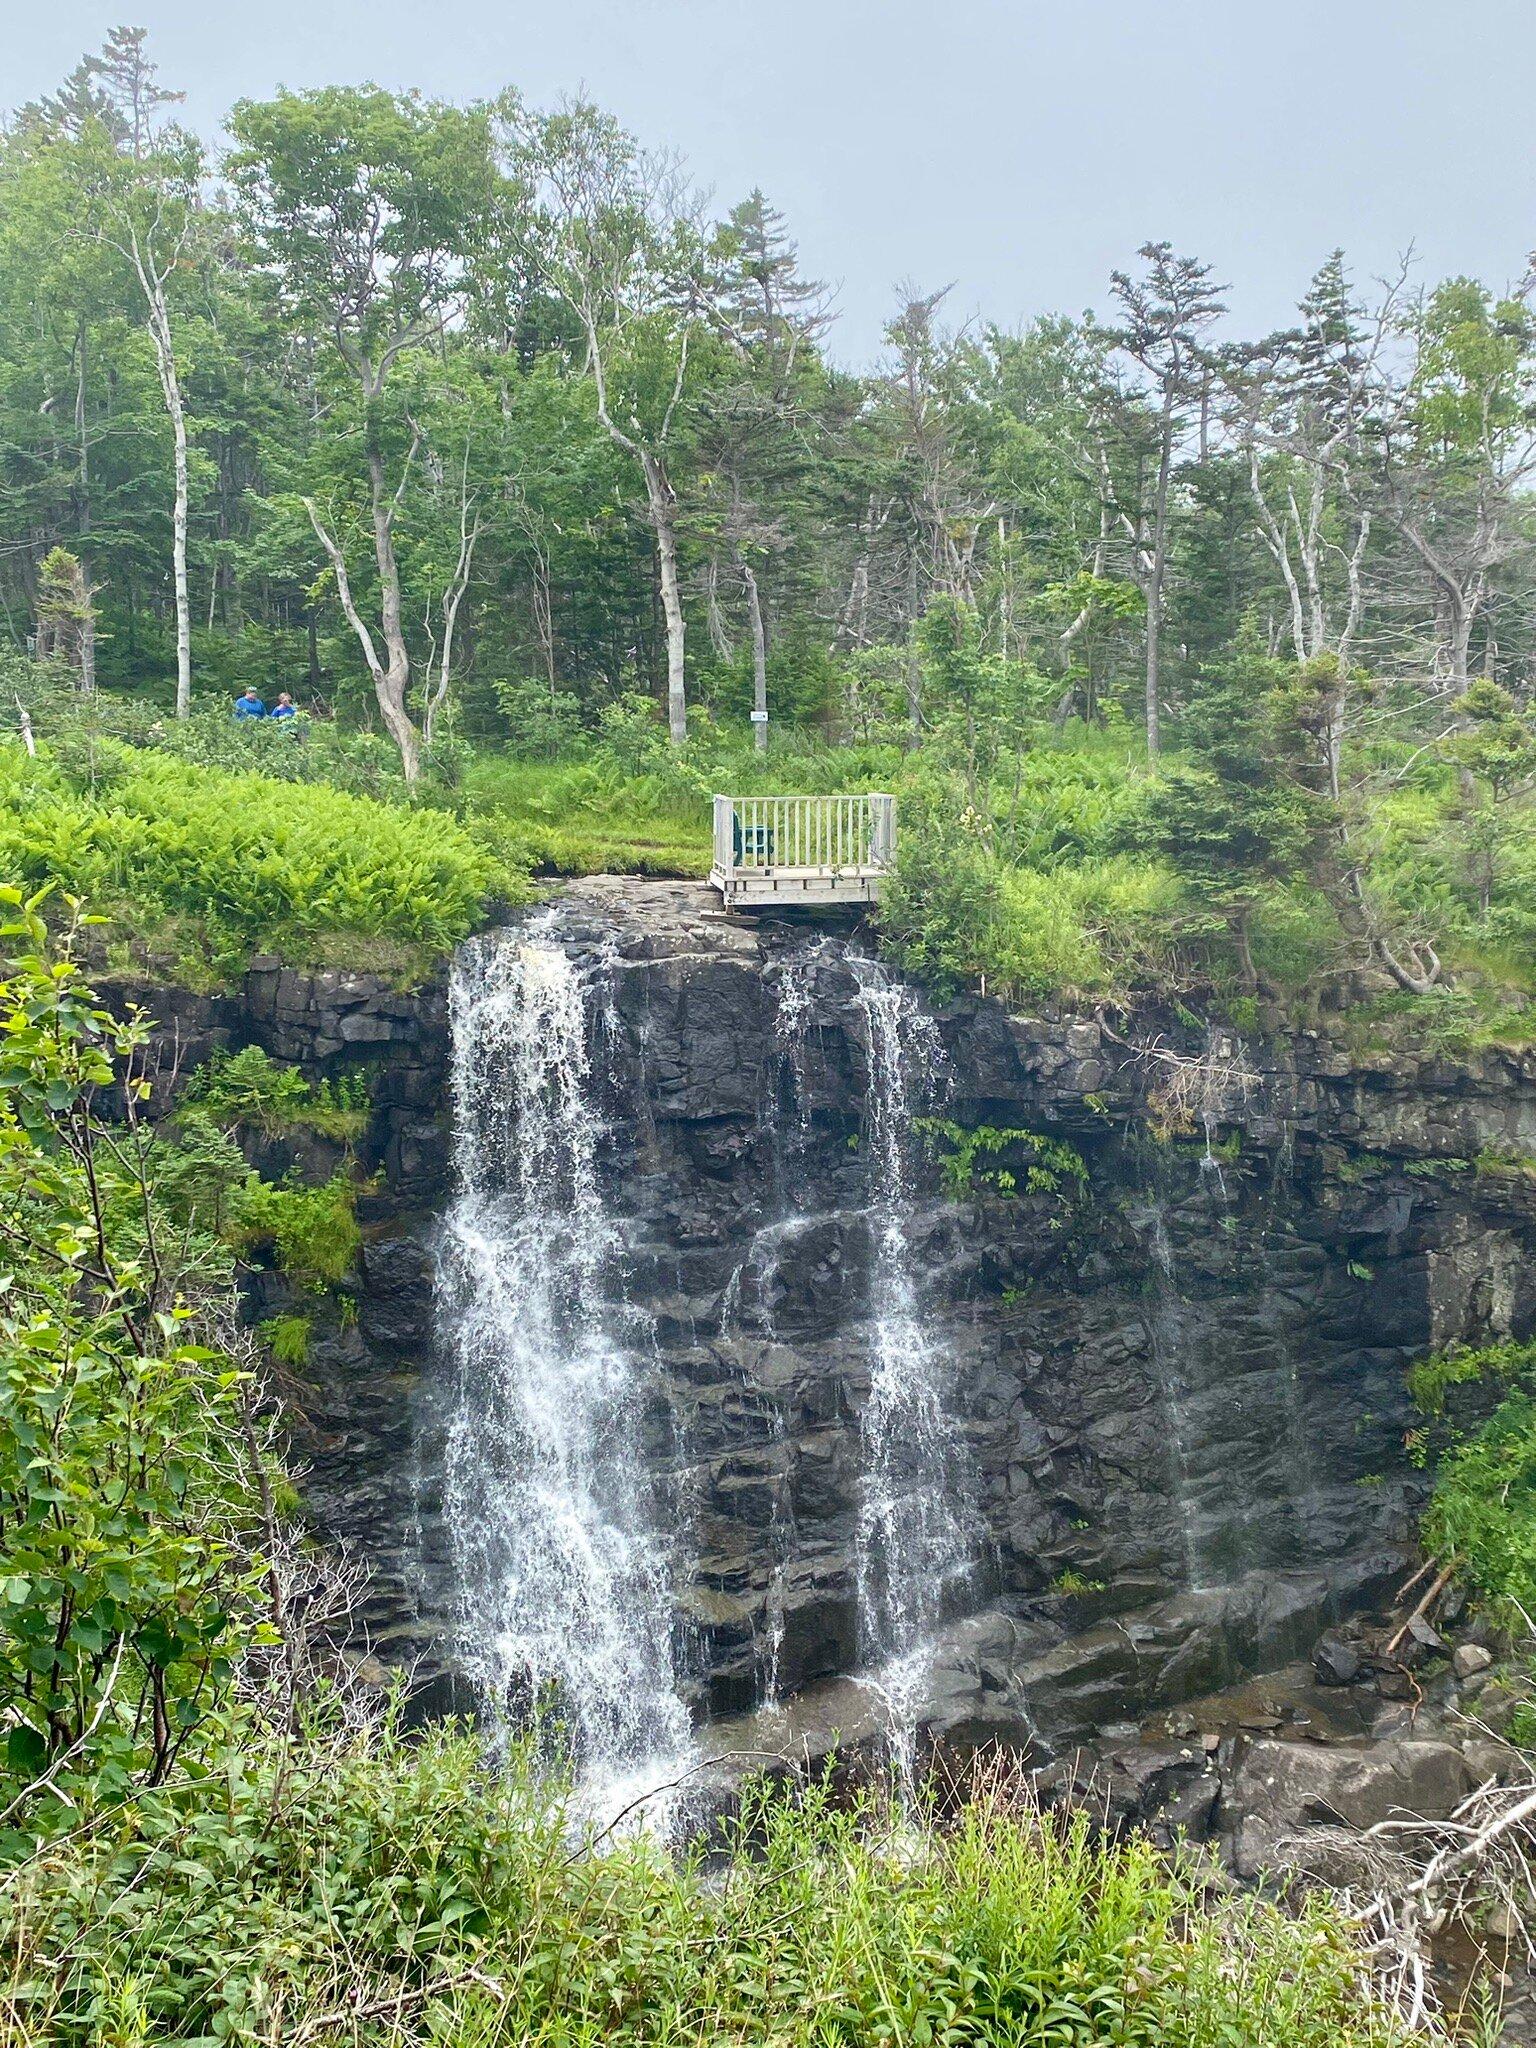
[[1059, 486, 1113, 675], [74, 321, 96, 695], [1145, 393, 1174, 759], [643, 453, 688, 745], [1447, 594, 1475, 693], [532, 559, 557, 699], [423, 474, 480, 751], [705, 557, 734, 661], [138, 259, 192, 718], [738, 551, 768, 752], [366, 436, 422, 784], [304, 468, 422, 790]]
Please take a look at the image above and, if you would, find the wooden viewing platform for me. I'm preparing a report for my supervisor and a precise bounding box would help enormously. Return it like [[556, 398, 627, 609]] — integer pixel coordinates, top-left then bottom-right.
[[710, 793, 897, 909]]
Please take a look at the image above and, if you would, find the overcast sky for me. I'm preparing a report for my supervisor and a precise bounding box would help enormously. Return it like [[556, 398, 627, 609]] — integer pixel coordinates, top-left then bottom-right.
[[6, 0, 1535, 363]]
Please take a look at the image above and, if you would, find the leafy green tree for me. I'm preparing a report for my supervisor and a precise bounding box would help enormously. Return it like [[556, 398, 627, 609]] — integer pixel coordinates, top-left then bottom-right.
[[916, 596, 1051, 824], [697, 189, 831, 747], [0, 889, 261, 1795], [1367, 278, 1536, 689], [1147, 657, 1314, 993], [228, 85, 510, 782], [1109, 243, 1227, 756], [1447, 678, 1536, 916], [519, 99, 713, 745]]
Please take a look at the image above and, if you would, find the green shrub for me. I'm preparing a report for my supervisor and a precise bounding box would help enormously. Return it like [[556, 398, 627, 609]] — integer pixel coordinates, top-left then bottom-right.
[[258, 1313, 312, 1369], [181, 1044, 370, 1142], [1410, 1341, 1536, 1624], [0, 891, 263, 1797], [234, 1172, 362, 1290], [917, 1118, 1088, 1200], [882, 798, 1185, 1003], [16, 675, 416, 801]]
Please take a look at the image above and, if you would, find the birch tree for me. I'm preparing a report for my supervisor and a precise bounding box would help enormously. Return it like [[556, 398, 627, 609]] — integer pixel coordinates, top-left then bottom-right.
[[73, 29, 198, 714], [1363, 277, 1536, 691], [95, 135, 202, 720], [228, 85, 506, 785], [521, 102, 706, 745]]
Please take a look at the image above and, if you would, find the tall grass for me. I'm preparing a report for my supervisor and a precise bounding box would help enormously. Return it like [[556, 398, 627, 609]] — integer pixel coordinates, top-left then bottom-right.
[[0, 1726, 1417, 2048], [456, 735, 907, 879]]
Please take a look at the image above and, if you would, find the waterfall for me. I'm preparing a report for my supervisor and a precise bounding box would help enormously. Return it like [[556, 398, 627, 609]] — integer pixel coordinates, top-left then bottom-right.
[[850, 962, 980, 1753], [435, 924, 691, 1801], [1141, 1201, 1208, 1590]]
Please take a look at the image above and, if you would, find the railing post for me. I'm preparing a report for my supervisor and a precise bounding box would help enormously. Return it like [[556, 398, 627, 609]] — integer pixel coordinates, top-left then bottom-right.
[[871, 794, 896, 866]]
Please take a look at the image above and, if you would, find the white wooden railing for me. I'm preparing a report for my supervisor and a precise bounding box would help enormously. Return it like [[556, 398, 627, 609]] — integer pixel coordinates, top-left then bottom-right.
[[712, 794, 896, 875]]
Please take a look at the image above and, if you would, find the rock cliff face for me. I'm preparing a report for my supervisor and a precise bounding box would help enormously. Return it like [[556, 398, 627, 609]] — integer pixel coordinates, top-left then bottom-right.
[[132, 880, 1536, 1759]]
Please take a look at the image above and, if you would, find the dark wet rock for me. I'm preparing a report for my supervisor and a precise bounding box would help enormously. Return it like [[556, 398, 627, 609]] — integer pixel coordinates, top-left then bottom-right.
[[118, 879, 1536, 1746], [1225, 1735, 1473, 1879], [1312, 1629, 1363, 1687]]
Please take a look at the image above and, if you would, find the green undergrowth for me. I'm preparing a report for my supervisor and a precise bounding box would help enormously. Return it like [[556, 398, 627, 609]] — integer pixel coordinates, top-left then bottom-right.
[[181, 1043, 371, 1141], [9, 673, 1536, 1056], [1409, 1339, 1536, 1626], [0, 739, 525, 985], [1, 1722, 1418, 2048], [453, 731, 907, 880]]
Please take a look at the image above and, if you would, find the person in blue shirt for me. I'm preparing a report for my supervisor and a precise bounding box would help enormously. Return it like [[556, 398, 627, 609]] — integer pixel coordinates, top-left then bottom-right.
[[234, 688, 266, 719], [270, 692, 298, 722]]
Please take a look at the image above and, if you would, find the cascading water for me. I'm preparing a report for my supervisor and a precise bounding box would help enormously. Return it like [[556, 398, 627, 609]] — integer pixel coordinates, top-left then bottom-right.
[[1141, 1201, 1208, 1590], [849, 961, 980, 1760], [435, 922, 691, 1803]]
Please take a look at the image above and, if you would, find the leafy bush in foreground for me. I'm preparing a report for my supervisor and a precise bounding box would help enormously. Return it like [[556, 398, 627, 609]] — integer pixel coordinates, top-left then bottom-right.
[[1, 1725, 1415, 2048], [0, 892, 262, 1798]]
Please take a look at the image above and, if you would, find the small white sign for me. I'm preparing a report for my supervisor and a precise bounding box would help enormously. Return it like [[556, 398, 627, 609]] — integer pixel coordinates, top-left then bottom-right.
[[749, 710, 769, 723]]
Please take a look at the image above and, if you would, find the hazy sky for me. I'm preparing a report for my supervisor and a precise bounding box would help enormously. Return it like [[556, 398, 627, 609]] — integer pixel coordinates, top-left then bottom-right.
[[5, 0, 1535, 363]]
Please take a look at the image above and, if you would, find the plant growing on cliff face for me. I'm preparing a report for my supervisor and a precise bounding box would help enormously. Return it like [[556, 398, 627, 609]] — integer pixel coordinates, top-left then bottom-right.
[[1052, 1568, 1106, 1597], [1408, 1339, 1536, 1419], [1408, 1340, 1536, 1624], [234, 1172, 364, 1291], [258, 1313, 312, 1369], [181, 1045, 371, 1144], [915, 1118, 1088, 1202]]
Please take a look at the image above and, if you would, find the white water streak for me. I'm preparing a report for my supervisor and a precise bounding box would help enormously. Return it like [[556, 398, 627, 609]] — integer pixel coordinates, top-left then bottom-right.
[[850, 964, 979, 1743], [437, 926, 690, 1798]]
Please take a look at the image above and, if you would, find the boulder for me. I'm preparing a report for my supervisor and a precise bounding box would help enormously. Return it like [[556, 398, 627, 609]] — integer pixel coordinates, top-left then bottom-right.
[[1312, 1628, 1362, 1687], [1226, 1736, 1472, 1879]]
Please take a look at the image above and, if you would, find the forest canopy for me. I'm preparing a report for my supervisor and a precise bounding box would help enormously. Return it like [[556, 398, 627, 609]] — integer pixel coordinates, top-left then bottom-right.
[[1, 27, 1535, 1029]]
